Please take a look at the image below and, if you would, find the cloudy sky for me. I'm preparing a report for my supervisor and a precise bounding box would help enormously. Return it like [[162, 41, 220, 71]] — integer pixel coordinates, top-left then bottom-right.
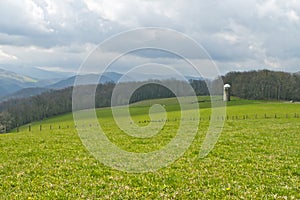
[[0, 0, 299, 77]]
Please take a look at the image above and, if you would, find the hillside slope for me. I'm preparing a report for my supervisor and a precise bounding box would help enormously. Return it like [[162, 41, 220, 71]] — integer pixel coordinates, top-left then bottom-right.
[[0, 68, 37, 97], [0, 100, 299, 199]]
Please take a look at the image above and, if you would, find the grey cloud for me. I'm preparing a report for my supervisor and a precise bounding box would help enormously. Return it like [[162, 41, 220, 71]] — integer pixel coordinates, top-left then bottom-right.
[[0, 0, 124, 47], [0, 0, 299, 75]]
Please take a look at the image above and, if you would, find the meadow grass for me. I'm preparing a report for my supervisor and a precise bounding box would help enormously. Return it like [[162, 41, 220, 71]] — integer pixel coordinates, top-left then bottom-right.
[[0, 97, 299, 199]]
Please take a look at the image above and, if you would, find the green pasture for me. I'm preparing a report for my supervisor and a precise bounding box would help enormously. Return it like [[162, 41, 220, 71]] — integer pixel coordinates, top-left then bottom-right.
[[0, 97, 299, 199]]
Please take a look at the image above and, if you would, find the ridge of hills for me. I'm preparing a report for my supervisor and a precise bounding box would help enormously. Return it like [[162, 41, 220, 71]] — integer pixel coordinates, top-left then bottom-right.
[[0, 68, 203, 101]]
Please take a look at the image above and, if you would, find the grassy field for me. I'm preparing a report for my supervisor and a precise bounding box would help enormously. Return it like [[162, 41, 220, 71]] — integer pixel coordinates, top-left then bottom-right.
[[0, 97, 299, 199]]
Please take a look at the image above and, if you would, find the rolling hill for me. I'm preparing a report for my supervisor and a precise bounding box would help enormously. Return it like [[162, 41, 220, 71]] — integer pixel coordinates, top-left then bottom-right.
[[0, 87, 49, 102], [0, 70, 128, 100], [0, 68, 37, 97], [47, 72, 130, 89]]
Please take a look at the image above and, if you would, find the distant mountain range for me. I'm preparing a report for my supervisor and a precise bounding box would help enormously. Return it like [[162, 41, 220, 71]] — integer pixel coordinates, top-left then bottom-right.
[[0, 65, 73, 80], [48, 72, 129, 89], [0, 87, 49, 102], [0, 67, 204, 102], [0, 68, 37, 97]]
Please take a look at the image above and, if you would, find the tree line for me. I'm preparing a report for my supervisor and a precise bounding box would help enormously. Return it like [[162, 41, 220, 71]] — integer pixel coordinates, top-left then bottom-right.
[[223, 70, 300, 101], [0, 70, 299, 133]]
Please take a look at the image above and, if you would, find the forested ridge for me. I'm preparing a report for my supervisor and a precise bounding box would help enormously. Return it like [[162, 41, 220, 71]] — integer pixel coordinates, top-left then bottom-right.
[[223, 70, 300, 100], [0, 70, 299, 133]]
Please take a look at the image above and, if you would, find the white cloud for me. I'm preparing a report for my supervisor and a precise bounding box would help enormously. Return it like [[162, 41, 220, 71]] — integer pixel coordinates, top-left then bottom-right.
[[286, 10, 300, 22], [0, 0, 299, 75], [215, 32, 239, 45], [84, 0, 179, 27], [37, 66, 76, 73], [0, 49, 18, 62], [0, 0, 54, 35], [0, 44, 92, 72], [256, 0, 281, 18], [256, 0, 300, 23]]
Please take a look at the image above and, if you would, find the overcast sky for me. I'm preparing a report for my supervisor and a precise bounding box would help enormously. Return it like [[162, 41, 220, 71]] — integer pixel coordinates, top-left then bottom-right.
[[0, 0, 299, 76]]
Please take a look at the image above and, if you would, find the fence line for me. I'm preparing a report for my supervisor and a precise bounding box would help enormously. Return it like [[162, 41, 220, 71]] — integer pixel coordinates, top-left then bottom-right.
[[14, 112, 300, 132]]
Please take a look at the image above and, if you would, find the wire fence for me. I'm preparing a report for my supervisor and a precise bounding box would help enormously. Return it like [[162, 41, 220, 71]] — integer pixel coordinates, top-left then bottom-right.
[[15, 112, 300, 133]]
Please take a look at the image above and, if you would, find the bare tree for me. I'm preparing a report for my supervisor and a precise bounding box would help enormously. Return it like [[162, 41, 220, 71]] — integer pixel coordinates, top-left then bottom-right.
[[0, 112, 14, 133]]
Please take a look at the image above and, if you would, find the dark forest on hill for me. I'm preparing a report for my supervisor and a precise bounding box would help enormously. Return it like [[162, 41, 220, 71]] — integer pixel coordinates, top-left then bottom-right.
[[223, 70, 300, 101]]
